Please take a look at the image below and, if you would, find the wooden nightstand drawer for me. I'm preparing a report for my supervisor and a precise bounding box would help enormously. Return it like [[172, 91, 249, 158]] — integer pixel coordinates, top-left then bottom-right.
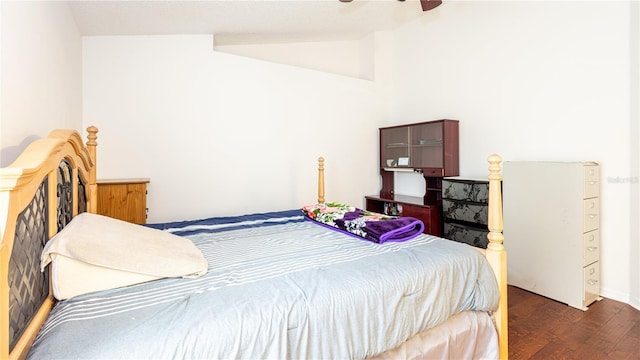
[[97, 178, 149, 224]]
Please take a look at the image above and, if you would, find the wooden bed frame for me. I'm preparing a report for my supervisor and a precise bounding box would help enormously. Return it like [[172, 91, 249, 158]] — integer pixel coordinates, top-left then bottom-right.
[[0, 127, 507, 360]]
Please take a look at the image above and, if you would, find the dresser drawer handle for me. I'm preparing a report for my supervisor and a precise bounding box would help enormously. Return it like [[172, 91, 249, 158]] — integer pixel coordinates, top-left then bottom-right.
[[588, 214, 598, 219], [588, 235, 595, 241], [587, 246, 598, 252], [587, 279, 598, 285], [588, 181, 597, 185], [589, 268, 596, 275]]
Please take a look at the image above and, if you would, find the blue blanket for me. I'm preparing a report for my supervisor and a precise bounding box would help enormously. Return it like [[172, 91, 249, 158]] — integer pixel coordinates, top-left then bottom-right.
[[29, 210, 498, 360], [302, 203, 424, 243]]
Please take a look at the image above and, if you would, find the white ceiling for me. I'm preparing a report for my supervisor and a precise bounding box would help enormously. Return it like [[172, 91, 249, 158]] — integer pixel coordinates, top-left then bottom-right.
[[67, 0, 433, 44]]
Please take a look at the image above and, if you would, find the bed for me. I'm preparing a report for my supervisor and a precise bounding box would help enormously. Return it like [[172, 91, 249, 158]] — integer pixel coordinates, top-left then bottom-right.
[[0, 127, 508, 359]]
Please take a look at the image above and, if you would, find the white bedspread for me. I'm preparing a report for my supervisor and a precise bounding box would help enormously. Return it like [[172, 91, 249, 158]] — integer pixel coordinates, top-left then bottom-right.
[[29, 211, 499, 359]]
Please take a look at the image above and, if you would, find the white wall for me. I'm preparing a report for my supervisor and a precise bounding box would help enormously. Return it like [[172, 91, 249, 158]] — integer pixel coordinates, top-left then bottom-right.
[[390, 1, 637, 307], [214, 34, 375, 80], [630, 0, 640, 312], [82, 35, 391, 222], [0, 1, 82, 166]]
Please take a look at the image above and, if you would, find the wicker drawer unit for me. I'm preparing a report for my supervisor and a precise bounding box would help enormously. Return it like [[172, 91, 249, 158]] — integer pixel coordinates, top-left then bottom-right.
[[441, 178, 490, 248]]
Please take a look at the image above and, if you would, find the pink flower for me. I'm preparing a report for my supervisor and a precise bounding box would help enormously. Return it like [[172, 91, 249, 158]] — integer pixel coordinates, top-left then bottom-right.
[[302, 205, 317, 211]]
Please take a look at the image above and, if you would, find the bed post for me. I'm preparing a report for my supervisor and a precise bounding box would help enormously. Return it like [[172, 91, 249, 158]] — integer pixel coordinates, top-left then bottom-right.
[[86, 126, 98, 214], [486, 154, 508, 359], [0, 242, 7, 359], [318, 157, 325, 204]]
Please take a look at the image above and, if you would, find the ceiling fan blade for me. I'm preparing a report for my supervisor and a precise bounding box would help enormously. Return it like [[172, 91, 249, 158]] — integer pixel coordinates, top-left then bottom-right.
[[420, 0, 443, 11]]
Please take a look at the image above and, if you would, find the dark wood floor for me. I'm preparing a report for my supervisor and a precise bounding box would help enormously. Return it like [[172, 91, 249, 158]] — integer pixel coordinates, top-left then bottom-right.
[[508, 285, 640, 359]]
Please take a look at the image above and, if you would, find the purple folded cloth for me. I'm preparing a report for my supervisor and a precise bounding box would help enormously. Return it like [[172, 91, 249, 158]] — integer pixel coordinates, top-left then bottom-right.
[[302, 204, 424, 244]]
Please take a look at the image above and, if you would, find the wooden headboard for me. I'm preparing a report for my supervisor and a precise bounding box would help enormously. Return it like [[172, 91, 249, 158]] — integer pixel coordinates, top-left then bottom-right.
[[0, 126, 98, 360]]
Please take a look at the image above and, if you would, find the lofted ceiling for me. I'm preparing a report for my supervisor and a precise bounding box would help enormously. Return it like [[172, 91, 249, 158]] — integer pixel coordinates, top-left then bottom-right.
[[67, 0, 434, 44]]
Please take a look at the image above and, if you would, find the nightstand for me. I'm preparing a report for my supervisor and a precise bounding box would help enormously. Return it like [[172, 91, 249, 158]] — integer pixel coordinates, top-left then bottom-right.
[[96, 178, 149, 224]]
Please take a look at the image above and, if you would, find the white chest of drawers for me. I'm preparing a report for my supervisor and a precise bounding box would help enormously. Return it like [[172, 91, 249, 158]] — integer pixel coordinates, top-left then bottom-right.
[[503, 161, 601, 310]]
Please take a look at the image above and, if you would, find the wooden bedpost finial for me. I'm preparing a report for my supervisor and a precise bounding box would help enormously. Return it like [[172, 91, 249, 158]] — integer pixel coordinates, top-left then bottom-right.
[[487, 153, 504, 251], [86, 126, 99, 214], [488, 154, 502, 181], [318, 157, 325, 204], [86, 126, 98, 146], [85, 126, 98, 170]]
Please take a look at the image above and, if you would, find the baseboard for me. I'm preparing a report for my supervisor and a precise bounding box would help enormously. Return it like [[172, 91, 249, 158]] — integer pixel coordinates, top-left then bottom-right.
[[600, 287, 640, 311]]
